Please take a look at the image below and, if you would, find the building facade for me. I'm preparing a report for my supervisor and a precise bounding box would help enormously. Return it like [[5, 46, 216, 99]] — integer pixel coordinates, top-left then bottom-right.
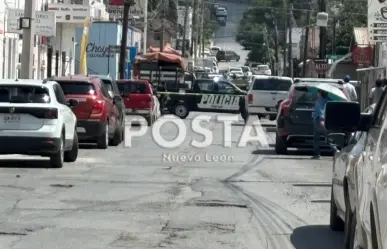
[[0, 0, 109, 80]]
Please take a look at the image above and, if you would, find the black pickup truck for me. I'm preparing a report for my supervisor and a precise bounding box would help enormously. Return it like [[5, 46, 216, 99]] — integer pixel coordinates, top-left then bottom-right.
[[159, 78, 249, 122]]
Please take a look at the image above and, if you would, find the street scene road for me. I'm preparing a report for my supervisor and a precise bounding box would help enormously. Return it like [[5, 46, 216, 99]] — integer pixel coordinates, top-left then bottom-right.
[[214, 1, 249, 70], [0, 1, 344, 249]]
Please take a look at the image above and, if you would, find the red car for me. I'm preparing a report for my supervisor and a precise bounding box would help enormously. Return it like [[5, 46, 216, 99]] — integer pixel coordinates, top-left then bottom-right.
[[52, 75, 122, 149], [116, 80, 160, 126]]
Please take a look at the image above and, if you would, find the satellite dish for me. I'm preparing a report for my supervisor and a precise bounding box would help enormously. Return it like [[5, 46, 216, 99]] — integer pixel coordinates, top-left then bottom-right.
[[316, 12, 328, 27]]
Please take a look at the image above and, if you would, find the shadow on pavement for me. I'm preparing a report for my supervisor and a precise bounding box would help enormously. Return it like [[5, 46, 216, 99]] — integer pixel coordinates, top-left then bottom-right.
[[79, 143, 98, 149], [0, 159, 50, 168], [291, 225, 343, 249], [252, 148, 334, 157]]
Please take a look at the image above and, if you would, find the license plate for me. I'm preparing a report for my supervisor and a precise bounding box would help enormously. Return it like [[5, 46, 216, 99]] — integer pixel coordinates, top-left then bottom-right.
[[4, 114, 20, 123]]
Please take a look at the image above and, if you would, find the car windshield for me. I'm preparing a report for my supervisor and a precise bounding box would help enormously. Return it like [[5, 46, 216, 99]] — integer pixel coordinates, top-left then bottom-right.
[[252, 78, 292, 91], [241, 67, 249, 72], [0, 85, 50, 103], [293, 86, 319, 105], [57, 81, 96, 95], [251, 63, 259, 68], [117, 81, 148, 94], [257, 65, 269, 70]]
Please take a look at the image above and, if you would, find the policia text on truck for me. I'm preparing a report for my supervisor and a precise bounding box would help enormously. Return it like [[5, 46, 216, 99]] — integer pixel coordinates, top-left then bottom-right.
[[160, 78, 249, 122], [132, 51, 249, 122]]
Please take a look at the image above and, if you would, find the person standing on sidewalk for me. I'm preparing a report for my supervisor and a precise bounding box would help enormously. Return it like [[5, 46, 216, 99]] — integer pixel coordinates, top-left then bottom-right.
[[369, 79, 384, 104], [342, 75, 357, 101], [312, 89, 330, 159]]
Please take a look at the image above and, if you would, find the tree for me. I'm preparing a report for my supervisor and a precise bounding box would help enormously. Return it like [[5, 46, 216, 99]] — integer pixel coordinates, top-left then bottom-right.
[[148, 0, 177, 24], [326, 1, 367, 53]]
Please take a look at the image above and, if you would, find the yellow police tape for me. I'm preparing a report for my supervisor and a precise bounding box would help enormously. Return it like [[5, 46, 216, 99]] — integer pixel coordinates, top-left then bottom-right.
[[157, 91, 246, 97]]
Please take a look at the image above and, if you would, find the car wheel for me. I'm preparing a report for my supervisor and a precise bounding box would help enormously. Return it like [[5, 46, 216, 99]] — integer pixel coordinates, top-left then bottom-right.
[[330, 188, 345, 231], [275, 133, 287, 154], [173, 103, 189, 119], [109, 125, 122, 146], [50, 135, 64, 168], [257, 114, 265, 119], [64, 132, 79, 162], [97, 122, 109, 149], [348, 211, 359, 249], [146, 115, 154, 126], [344, 197, 354, 249]]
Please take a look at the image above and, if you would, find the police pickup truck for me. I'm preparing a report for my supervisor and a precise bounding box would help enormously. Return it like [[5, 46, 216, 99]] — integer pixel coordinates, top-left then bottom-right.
[[159, 78, 248, 121]]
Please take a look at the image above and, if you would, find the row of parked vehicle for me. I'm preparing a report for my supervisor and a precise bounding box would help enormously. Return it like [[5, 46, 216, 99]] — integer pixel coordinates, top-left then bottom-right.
[[327, 95, 387, 249], [0, 75, 160, 168]]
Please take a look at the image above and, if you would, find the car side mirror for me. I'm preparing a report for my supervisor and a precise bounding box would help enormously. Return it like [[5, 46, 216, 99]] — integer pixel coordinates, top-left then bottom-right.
[[326, 133, 346, 150], [325, 102, 362, 132], [67, 99, 79, 107], [113, 95, 121, 104]]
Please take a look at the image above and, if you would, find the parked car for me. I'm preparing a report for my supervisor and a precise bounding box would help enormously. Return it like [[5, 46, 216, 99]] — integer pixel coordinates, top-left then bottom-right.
[[253, 64, 272, 75], [52, 75, 122, 149], [216, 50, 240, 62], [116, 80, 160, 126], [89, 74, 125, 132], [227, 67, 244, 78], [241, 66, 252, 76], [247, 76, 292, 122], [274, 81, 347, 154], [329, 104, 375, 249], [324, 96, 387, 249], [215, 7, 227, 17], [0, 79, 79, 168], [210, 46, 221, 56]]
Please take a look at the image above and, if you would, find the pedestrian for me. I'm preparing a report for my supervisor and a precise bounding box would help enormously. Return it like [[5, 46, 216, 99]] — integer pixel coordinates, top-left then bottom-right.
[[369, 79, 384, 104], [342, 75, 358, 101], [312, 89, 330, 159], [337, 80, 350, 99]]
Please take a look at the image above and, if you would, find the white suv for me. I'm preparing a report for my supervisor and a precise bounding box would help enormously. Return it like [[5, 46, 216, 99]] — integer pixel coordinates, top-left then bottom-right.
[[247, 76, 293, 120], [0, 79, 79, 168]]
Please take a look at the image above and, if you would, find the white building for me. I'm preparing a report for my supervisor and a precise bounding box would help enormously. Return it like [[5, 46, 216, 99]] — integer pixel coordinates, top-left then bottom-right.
[[0, 0, 109, 80]]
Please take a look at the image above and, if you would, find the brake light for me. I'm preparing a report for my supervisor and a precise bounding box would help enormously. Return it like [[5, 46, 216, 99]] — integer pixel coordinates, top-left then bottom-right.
[[92, 100, 104, 114], [248, 94, 253, 104], [44, 108, 58, 119], [279, 88, 295, 115]]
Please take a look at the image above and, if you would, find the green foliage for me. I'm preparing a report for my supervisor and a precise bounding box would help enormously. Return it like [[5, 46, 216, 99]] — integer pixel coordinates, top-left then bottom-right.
[[326, 1, 367, 51], [148, 0, 177, 24], [203, 20, 219, 45]]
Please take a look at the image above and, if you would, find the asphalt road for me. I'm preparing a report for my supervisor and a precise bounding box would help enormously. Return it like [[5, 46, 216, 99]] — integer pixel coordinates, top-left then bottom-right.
[[214, 1, 249, 70], [0, 112, 343, 249]]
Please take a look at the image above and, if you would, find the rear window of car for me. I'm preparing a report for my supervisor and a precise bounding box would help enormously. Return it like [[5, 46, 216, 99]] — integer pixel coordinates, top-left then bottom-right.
[[57, 81, 95, 95], [257, 65, 269, 70], [241, 67, 249, 72], [117, 82, 148, 94], [0, 85, 50, 103], [252, 78, 292, 91], [293, 87, 319, 105], [100, 79, 113, 91]]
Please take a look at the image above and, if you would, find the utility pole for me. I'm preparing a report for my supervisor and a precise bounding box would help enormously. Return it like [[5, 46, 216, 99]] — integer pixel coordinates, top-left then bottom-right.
[[288, 4, 293, 79], [191, 0, 197, 56], [319, 0, 327, 78], [200, 0, 205, 58], [274, 20, 279, 75], [119, 0, 134, 79], [20, 0, 36, 78], [193, 0, 201, 60], [181, 2, 189, 57], [302, 2, 311, 77], [160, 0, 166, 51], [143, 0, 148, 52]]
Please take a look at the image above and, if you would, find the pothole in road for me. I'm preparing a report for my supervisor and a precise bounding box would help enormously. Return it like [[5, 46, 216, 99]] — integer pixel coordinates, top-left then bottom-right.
[[50, 184, 74, 188], [193, 200, 248, 208]]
